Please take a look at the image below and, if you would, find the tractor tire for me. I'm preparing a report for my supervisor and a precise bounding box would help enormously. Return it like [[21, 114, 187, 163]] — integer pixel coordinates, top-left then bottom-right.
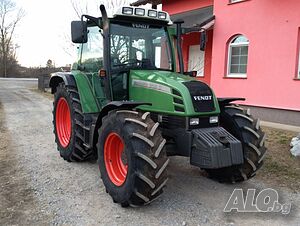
[[97, 110, 169, 207], [53, 82, 93, 162], [205, 105, 267, 183]]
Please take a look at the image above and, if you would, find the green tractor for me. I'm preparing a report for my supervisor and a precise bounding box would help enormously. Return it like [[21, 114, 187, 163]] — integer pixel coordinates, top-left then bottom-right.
[[50, 5, 266, 207]]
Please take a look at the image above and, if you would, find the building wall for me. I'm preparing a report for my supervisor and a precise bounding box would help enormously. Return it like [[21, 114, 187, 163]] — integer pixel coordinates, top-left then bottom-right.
[[163, 0, 300, 112], [162, 0, 213, 15], [241, 105, 300, 127], [211, 0, 300, 111]]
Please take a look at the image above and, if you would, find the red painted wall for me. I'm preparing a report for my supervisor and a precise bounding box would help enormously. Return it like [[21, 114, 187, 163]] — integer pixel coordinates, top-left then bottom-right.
[[162, 0, 213, 15], [210, 0, 300, 111]]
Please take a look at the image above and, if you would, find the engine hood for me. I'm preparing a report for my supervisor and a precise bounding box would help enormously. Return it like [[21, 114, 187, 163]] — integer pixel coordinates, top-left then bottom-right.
[[129, 70, 220, 116], [130, 70, 194, 85]]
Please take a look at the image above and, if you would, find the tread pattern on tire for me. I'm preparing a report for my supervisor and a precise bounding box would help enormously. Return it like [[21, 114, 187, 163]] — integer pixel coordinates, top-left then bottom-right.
[[205, 104, 267, 183], [97, 110, 169, 207], [53, 83, 93, 162]]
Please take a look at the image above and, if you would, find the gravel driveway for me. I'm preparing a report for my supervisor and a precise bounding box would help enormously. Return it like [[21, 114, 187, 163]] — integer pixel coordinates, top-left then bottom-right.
[[0, 78, 299, 226]]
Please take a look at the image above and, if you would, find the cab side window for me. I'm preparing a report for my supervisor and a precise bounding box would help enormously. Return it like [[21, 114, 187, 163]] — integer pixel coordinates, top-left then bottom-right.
[[81, 26, 103, 72]]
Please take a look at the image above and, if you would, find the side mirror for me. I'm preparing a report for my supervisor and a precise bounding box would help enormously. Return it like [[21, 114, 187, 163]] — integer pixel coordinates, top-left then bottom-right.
[[200, 31, 207, 51], [71, 21, 88, 43]]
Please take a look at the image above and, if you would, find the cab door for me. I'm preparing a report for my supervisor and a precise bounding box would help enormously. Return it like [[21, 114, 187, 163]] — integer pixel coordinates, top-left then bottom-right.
[[80, 26, 107, 107]]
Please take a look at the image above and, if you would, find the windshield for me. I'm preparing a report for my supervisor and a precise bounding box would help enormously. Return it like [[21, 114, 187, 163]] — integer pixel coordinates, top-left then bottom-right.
[[110, 22, 173, 71]]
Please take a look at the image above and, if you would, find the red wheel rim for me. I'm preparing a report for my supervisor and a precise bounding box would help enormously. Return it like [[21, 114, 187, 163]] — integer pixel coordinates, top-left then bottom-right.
[[56, 97, 71, 148], [104, 132, 128, 186]]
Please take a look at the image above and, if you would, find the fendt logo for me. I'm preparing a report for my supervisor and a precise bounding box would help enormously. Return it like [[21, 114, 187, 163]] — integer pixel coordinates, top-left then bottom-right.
[[193, 95, 212, 101], [132, 23, 149, 29]]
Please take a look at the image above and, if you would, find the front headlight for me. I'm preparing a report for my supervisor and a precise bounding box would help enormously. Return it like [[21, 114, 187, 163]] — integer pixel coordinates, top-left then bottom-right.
[[148, 10, 157, 18], [135, 8, 145, 16], [190, 118, 199, 126], [158, 12, 167, 19], [122, 7, 133, 15], [209, 116, 218, 124]]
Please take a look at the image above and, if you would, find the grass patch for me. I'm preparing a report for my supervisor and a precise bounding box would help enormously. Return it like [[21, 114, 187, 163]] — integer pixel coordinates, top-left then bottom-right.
[[256, 127, 300, 191]]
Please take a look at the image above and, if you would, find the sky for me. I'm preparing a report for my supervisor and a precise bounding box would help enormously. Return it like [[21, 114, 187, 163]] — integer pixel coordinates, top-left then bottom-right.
[[14, 0, 142, 67], [15, 0, 78, 67]]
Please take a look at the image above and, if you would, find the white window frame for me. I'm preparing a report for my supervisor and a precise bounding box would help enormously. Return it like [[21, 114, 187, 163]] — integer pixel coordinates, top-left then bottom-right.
[[188, 45, 205, 77], [229, 0, 245, 3], [227, 36, 249, 78]]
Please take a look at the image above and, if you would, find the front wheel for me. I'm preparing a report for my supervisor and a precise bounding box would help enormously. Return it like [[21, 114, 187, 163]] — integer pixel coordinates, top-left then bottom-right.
[[97, 110, 169, 207], [205, 105, 267, 183]]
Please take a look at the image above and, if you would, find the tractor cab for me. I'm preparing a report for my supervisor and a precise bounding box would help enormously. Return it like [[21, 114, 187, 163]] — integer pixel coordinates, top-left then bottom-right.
[[71, 6, 174, 102]]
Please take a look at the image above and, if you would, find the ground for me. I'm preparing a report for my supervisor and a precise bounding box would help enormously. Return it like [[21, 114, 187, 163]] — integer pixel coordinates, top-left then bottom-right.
[[0, 78, 299, 226]]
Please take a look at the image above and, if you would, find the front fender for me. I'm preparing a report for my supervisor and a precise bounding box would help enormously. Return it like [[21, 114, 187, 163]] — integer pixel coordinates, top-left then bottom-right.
[[95, 101, 151, 128], [218, 98, 245, 108], [99, 101, 151, 119], [92, 101, 151, 149]]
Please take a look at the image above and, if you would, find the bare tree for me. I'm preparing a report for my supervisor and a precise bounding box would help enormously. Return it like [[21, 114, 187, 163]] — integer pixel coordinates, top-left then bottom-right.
[[0, 0, 24, 77], [46, 59, 53, 68], [99, 0, 131, 11], [63, 0, 131, 60], [70, 0, 131, 19], [70, 0, 90, 19]]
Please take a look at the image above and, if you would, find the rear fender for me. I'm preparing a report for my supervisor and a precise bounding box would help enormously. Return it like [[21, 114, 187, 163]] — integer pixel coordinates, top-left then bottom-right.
[[49, 72, 100, 113], [49, 72, 76, 94]]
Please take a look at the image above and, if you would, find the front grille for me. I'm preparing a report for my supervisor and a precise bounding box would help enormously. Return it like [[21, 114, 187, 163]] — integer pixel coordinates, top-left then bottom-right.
[[173, 97, 184, 105], [172, 89, 185, 113], [174, 105, 185, 112], [172, 89, 181, 96], [183, 81, 215, 112]]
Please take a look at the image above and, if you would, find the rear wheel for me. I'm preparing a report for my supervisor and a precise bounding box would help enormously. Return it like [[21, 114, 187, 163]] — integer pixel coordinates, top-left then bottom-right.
[[205, 105, 267, 183], [53, 82, 93, 161], [97, 110, 169, 207], [55, 97, 71, 148]]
